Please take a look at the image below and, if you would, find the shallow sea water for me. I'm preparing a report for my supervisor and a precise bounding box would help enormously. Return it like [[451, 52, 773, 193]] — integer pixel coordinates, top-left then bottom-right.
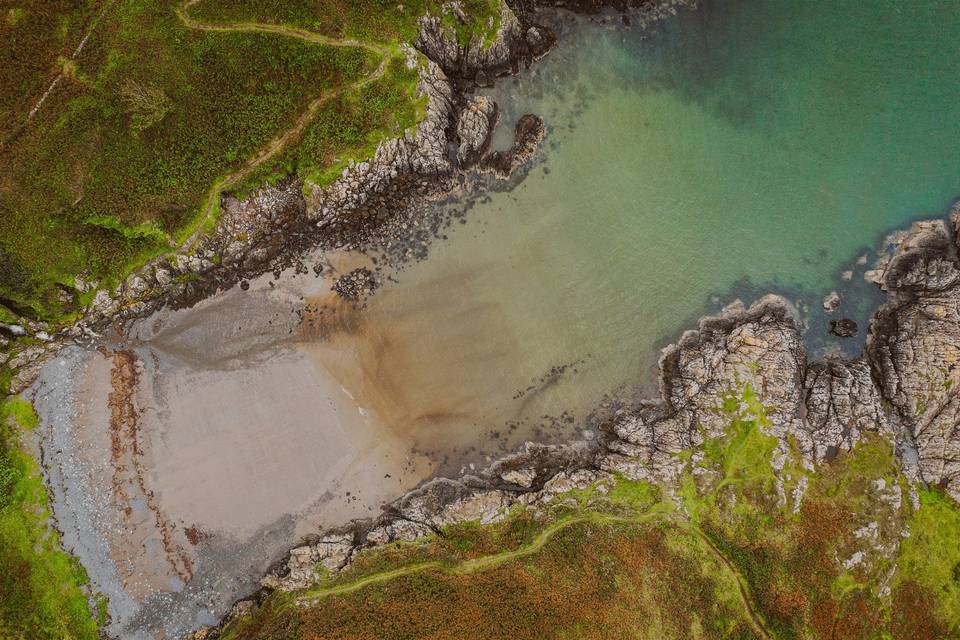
[[319, 0, 960, 458]]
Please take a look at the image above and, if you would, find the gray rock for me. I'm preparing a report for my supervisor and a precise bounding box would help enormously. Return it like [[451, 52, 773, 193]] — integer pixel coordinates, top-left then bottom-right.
[[500, 468, 536, 488], [870, 278, 960, 497], [803, 359, 887, 462], [456, 95, 497, 166], [660, 295, 806, 442], [823, 290, 841, 312], [416, 3, 528, 79], [229, 600, 255, 619], [870, 219, 960, 293], [153, 266, 173, 287], [439, 490, 512, 525], [0, 323, 26, 337]]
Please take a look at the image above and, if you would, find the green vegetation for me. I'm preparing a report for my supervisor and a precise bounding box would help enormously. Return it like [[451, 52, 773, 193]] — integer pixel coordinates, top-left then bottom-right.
[[224, 515, 758, 640], [896, 487, 960, 631], [0, 397, 100, 639], [1, 0, 378, 320], [186, 0, 430, 43], [187, 0, 502, 47], [440, 0, 501, 48], [236, 54, 426, 195], [220, 385, 960, 639], [0, 0, 503, 325]]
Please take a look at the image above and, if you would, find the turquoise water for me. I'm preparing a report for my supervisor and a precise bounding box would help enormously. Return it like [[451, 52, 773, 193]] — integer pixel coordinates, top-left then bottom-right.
[[321, 0, 960, 457]]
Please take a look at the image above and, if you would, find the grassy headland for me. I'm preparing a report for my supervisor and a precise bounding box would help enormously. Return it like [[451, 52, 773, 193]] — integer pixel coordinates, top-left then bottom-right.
[[0, 0, 501, 324]]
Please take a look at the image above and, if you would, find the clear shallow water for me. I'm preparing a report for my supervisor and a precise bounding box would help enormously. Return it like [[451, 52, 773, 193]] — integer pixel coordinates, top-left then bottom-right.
[[319, 0, 960, 460]]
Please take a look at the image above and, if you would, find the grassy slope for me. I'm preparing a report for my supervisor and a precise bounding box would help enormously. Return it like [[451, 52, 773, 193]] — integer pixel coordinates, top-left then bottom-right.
[[187, 0, 501, 46], [0, 397, 101, 639], [185, 0, 430, 43], [235, 55, 426, 196], [0, 0, 504, 323], [222, 385, 960, 640], [1, 0, 377, 319], [186, 0, 501, 195]]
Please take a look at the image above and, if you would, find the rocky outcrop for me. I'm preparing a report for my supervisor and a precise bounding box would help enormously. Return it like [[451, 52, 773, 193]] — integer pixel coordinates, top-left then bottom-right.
[[456, 95, 498, 166], [803, 358, 888, 463], [867, 218, 960, 294], [416, 2, 552, 81], [480, 113, 545, 177], [868, 213, 960, 496], [308, 59, 457, 225], [274, 532, 355, 590]]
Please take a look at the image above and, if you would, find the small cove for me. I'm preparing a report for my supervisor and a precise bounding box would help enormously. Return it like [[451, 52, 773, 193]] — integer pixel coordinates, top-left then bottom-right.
[[317, 0, 960, 460], [28, 1, 960, 635]]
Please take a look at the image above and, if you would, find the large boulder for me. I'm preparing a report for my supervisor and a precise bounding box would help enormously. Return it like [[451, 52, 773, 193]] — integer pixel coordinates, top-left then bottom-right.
[[456, 95, 497, 166], [868, 211, 960, 498]]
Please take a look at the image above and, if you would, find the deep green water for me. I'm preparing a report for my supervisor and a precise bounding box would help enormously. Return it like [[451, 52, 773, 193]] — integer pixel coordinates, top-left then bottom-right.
[[332, 0, 960, 454]]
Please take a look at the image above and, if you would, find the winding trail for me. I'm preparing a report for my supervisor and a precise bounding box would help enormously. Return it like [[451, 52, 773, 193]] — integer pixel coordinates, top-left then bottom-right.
[[293, 511, 775, 640], [174, 0, 394, 250], [688, 525, 777, 640]]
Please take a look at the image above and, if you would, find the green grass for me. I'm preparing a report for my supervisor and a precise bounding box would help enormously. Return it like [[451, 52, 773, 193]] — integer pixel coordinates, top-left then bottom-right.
[[1, 0, 509, 324], [233, 52, 426, 197], [223, 517, 758, 640], [0, 397, 100, 639], [440, 0, 501, 48], [186, 0, 430, 43], [187, 0, 502, 47], [896, 487, 960, 636], [1, 0, 378, 320]]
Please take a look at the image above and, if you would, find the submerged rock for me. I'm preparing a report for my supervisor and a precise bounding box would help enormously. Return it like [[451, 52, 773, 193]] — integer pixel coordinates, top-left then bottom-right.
[[830, 318, 857, 337], [822, 290, 841, 312]]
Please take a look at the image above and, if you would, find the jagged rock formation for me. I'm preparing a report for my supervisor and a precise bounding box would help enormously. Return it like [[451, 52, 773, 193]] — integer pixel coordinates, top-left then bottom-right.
[[456, 95, 498, 166], [869, 216, 960, 496], [479, 113, 545, 177], [416, 2, 552, 81], [803, 358, 888, 463]]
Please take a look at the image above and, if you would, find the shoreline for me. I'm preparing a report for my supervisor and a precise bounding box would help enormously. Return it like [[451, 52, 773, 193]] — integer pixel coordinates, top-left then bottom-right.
[[210, 209, 960, 630], [7, 0, 960, 637]]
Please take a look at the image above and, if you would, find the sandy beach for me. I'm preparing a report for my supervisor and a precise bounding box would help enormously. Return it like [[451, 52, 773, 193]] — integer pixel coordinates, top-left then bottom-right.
[[29, 260, 437, 638]]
